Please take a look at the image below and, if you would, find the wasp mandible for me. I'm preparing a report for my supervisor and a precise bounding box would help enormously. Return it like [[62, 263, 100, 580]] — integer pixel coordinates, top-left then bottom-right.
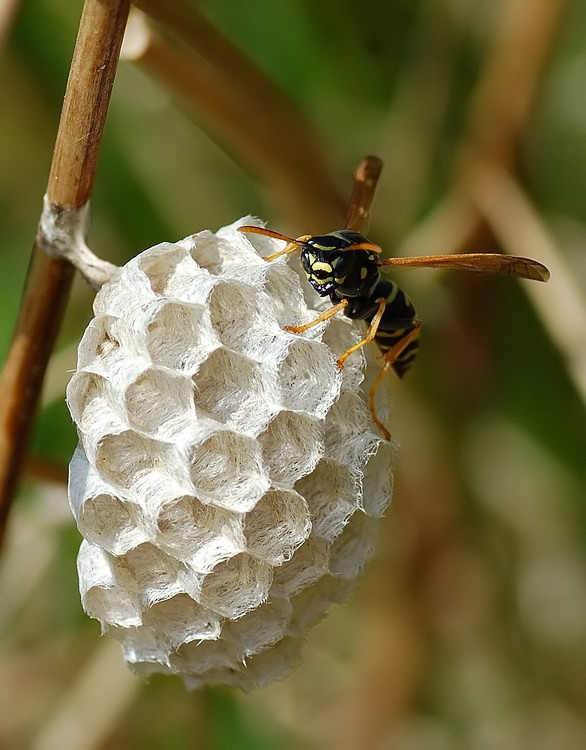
[[238, 157, 550, 440]]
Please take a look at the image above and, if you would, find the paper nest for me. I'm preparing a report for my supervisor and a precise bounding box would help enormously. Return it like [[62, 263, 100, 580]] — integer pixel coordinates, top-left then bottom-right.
[[66, 217, 394, 690]]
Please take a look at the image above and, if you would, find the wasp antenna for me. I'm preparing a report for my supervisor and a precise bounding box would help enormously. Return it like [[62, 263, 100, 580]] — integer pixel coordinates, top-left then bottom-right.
[[343, 241, 383, 254], [237, 225, 300, 245]]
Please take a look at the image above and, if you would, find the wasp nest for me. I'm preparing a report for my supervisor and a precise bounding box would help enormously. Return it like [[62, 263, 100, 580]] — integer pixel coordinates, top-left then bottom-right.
[[67, 218, 393, 690]]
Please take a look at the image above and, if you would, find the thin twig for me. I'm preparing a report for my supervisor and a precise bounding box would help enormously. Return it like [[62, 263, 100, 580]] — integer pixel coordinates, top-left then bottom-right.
[[0, 0, 130, 544], [124, 3, 345, 230]]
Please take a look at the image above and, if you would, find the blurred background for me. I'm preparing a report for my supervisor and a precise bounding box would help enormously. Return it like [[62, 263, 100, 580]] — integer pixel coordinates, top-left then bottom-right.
[[0, 0, 585, 748]]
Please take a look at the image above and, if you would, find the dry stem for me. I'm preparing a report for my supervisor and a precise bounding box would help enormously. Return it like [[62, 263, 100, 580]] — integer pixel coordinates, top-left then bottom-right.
[[125, 1, 345, 230], [0, 0, 130, 543]]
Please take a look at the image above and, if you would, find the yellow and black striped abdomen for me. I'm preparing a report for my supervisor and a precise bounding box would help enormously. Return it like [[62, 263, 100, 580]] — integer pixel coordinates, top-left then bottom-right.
[[375, 326, 420, 377], [371, 280, 420, 378]]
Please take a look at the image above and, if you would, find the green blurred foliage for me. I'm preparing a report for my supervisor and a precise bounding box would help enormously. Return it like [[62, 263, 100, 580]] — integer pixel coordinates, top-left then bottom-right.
[[0, 1, 585, 748]]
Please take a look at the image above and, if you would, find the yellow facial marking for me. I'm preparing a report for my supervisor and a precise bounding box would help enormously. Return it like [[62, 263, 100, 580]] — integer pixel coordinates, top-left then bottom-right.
[[310, 274, 332, 283]]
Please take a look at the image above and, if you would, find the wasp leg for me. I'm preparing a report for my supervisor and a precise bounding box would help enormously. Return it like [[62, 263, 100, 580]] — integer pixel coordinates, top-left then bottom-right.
[[265, 235, 310, 262], [369, 321, 421, 440], [284, 299, 349, 334], [336, 297, 387, 370]]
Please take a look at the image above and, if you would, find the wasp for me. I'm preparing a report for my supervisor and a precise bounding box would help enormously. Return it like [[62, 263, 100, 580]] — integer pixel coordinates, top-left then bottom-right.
[[238, 157, 550, 440]]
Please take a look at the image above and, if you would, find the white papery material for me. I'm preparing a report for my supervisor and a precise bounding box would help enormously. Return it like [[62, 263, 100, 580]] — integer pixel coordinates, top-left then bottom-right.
[[67, 218, 393, 690]]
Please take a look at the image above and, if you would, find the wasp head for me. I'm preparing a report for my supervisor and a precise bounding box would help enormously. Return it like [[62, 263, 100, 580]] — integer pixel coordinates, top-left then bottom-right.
[[300, 231, 380, 298]]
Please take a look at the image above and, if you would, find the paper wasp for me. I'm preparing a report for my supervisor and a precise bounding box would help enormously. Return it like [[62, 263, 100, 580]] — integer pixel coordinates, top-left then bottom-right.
[[238, 157, 550, 439]]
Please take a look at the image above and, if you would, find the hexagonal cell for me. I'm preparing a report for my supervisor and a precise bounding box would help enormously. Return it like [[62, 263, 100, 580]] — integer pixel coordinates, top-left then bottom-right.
[[222, 597, 292, 658], [70, 446, 146, 556], [76, 314, 131, 372], [360, 439, 394, 518], [154, 494, 243, 570], [222, 220, 279, 262], [94, 429, 177, 491], [326, 430, 386, 481], [93, 264, 157, 320], [238, 635, 303, 690], [118, 542, 191, 609], [263, 263, 310, 328], [189, 430, 268, 512], [142, 593, 222, 649], [208, 280, 278, 359], [270, 536, 329, 598], [180, 229, 225, 276], [294, 459, 361, 541], [328, 510, 378, 580], [243, 489, 311, 565], [321, 316, 367, 389], [124, 366, 197, 440], [104, 622, 169, 668], [77, 541, 142, 628], [136, 242, 194, 296], [198, 552, 273, 619], [170, 638, 241, 677], [258, 410, 324, 485], [78, 491, 146, 556], [67, 370, 111, 433], [322, 389, 372, 456], [145, 300, 212, 372], [216, 220, 286, 273], [288, 574, 356, 635], [277, 338, 340, 418], [192, 347, 275, 435]]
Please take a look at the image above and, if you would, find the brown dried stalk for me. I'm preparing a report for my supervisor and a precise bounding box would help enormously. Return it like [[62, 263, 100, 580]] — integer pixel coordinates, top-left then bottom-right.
[[0, 0, 131, 543], [126, 0, 345, 230], [400, 0, 568, 258]]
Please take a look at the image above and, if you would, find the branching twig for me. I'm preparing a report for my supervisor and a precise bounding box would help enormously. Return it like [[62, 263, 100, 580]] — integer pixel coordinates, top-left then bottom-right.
[[0, 0, 130, 543]]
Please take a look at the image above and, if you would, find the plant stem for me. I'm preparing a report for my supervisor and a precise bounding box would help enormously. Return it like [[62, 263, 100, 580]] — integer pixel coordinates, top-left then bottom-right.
[[126, 1, 345, 230], [0, 0, 130, 544]]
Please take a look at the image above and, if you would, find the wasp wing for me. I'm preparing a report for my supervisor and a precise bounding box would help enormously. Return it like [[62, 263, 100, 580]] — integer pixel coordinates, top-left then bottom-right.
[[378, 253, 550, 282], [343, 156, 383, 232]]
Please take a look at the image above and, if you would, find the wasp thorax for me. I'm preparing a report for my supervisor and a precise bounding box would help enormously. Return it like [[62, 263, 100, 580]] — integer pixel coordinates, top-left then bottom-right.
[[301, 231, 380, 298], [67, 218, 393, 690]]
